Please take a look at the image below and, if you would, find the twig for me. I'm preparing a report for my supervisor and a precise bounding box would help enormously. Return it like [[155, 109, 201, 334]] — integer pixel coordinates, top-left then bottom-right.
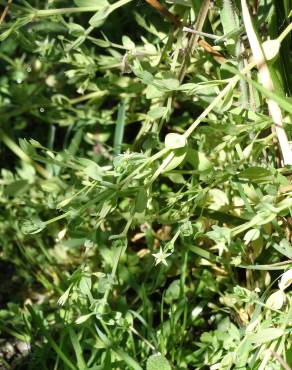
[[178, 0, 211, 82], [144, 0, 181, 27], [198, 39, 226, 64], [270, 350, 292, 370], [183, 27, 220, 40], [129, 326, 156, 351], [145, 0, 225, 66], [0, 0, 13, 24]]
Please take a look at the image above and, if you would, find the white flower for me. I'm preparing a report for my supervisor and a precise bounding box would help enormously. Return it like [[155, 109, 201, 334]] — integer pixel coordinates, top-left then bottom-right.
[[278, 269, 292, 291], [152, 248, 172, 266]]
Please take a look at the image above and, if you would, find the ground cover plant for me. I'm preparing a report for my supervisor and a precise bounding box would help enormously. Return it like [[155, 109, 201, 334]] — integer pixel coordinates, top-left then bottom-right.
[[0, 0, 292, 369]]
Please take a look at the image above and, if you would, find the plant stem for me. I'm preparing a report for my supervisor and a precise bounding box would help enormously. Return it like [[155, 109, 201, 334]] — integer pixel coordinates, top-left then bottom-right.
[[241, 0, 292, 165], [183, 27, 220, 40], [144, 0, 181, 27], [178, 0, 211, 83], [34, 0, 133, 18], [34, 7, 106, 17]]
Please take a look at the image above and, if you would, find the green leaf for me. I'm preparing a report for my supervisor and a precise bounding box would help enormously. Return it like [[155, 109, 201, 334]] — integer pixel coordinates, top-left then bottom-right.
[[266, 290, 285, 309], [189, 245, 218, 263], [135, 70, 154, 85], [79, 275, 92, 298], [272, 239, 292, 259], [166, 173, 185, 184], [156, 77, 180, 91], [122, 35, 135, 49], [89, 7, 111, 27], [135, 188, 148, 213], [239, 167, 274, 182], [68, 23, 86, 37], [148, 107, 168, 120], [248, 328, 284, 344], [75, 313, 94, 324], [145, 85, 164, 99], [186, 149, 212, 171], [82, 159, 103, 180], [146, 354, 171, 370], [165, 279, 180, 303], [244, 229, 260, 244], [221, 0, 239, 35], [220, 0, 240, 55], [216, 84, 234, 112], [114, 349, 143, 370], [165, 133, 186, 149], [21, 218, 46, 235], [234, 339, 252, 368], [225, 64, 292, 114], [262, 39, 281, 61], [113, 100, 126, 155], [67, 129, 83, 156], [4, 180, 29, 197], [89, 0, 133, 27], [68, 327, 87, 370], [162, 147, 187, 172]]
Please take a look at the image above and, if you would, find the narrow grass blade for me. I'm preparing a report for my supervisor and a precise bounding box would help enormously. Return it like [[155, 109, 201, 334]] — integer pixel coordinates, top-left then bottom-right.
[[68, 327, 87, 370], [113, 99, 126, 155]]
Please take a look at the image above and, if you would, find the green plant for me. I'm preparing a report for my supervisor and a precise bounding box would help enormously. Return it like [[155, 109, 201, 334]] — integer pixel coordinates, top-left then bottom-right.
[[0, 0, 291, 369]]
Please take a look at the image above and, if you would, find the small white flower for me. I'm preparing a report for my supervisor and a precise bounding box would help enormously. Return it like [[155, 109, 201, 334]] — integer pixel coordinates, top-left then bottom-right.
[[152, 248, 172, 266], [279, 269, 292, 291]]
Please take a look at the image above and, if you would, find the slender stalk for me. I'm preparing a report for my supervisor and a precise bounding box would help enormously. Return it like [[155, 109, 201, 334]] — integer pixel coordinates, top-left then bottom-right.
[[183, 27, 220, 40], [270, 350, 292, 370], [144, 0, 181, 27], [0, 0, 13, 24], [69, 91, 107, 105], [33, 0, 133, 18], [241, 0, 292, 165], [34, 7, 107, 17], [183, 63, 254, 138], [278, 21, 292, 43], [114, 99, 126, 156], [178, 0, 211, 82], [183, 20, 292, 141]]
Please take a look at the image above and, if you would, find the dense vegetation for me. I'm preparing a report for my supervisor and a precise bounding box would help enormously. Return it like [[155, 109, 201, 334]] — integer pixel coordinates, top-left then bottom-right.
[[0, 0, 292, 369]]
